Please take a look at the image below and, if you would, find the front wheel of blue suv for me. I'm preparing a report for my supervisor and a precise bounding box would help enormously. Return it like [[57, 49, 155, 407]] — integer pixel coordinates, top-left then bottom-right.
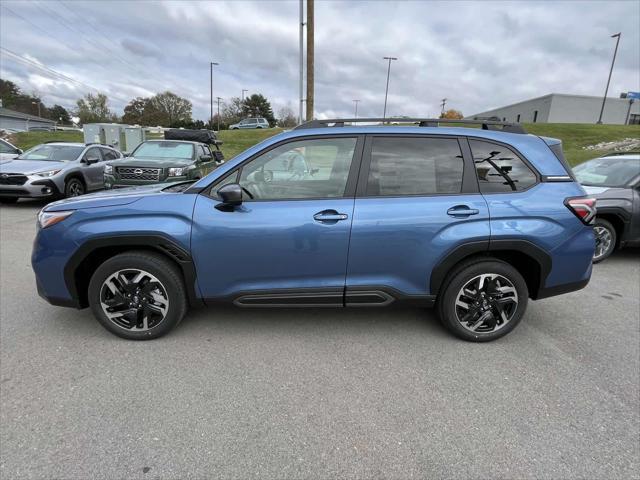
[[88, 251, 188, 340], [437, 258, 529, 342]]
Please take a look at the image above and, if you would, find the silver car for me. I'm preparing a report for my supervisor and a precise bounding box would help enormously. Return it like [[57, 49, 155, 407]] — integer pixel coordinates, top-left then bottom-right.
[[229, 117, 270, 129], [0, 138, 22, 161], [0, 142, 122, 204]]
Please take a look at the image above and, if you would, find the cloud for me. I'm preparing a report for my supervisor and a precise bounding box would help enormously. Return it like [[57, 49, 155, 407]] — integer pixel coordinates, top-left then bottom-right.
[[1, 0, 638, 120], [121, 38, 162, 59]]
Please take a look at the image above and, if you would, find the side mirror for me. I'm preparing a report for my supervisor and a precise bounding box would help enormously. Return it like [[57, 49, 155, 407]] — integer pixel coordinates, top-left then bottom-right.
[[216, 183, 243, 210], [200, 154, 213, 161], [16, 148, 23, 155], [84, 157, 99, 165]]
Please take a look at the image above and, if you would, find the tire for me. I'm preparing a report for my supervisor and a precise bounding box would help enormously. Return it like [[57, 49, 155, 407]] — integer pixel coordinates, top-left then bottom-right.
[[64, 177, 85, 198], [0, 198, 18, 204], [437, 258, 528, 342], [593, 218, 616, 263], [88, 251, 188, 340]]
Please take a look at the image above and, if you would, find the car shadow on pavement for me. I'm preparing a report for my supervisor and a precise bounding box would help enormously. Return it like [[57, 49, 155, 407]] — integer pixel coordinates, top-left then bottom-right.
[[173, 305, 446, 338]]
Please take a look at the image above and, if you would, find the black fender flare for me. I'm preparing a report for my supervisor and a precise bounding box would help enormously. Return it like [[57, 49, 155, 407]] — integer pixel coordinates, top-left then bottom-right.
[[64, 234, 200, 308], [429, 239, 552, 297]]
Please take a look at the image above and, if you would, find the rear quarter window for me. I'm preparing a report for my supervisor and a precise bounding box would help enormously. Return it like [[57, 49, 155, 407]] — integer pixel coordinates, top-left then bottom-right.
[[469, 139, 537, 193]]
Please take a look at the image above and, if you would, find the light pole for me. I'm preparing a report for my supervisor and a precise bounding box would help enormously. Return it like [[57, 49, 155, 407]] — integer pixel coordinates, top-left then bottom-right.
[[31, 101, 41, 117], [597, 32, 621, 124], [210, 61, 219, 125], [216, 96, 222, 132], [242, 89, 248, 102], [382, 56, 397, 121], [440, 98, 447, 116], [353, 99, 360, 118]]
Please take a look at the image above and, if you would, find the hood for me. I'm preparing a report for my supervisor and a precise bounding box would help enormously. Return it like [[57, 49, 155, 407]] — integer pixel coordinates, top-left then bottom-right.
[[582, 185, 632, 201], [582, 185, 612, 195], [45, 182, 177, 212], [0, 159, 68, 174], [109, 156, 193, 168]]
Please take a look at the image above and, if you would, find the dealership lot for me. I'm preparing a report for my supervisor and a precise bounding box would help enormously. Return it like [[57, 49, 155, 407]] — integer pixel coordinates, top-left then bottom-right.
[[1, 201, 638, 479]]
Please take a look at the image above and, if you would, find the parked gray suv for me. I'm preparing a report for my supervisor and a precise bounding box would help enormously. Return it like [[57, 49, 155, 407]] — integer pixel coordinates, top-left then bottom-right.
[[0, 142, 122, 203]]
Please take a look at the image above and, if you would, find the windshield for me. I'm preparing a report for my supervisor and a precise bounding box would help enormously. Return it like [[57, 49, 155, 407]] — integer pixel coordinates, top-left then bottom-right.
[[573, 157, 640, 187], [132, 141, 194, 159], [17, 144, 83, 161]]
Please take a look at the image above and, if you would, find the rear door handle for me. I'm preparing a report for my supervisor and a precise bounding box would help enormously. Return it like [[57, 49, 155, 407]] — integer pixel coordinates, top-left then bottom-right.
[[447, 205, 479, 217], [313, 210, 349, 222]]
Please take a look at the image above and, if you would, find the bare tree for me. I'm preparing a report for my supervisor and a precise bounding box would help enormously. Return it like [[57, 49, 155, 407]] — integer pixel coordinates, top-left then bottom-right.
[[277, 105, 297, 128]]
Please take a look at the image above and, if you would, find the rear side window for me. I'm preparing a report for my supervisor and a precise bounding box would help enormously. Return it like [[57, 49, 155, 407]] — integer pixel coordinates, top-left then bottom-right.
[[469, 139, 537, 193], [366, 137, 464, 196]]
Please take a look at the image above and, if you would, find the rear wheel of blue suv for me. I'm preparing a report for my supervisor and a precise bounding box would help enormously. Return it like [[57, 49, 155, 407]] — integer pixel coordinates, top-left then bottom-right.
[[31, 118, 596, 341]]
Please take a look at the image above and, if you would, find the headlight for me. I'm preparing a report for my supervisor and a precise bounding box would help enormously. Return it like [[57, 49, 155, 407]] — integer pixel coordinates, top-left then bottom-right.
[[168, 167, 186, 177], [35, 169, 61, 178], [37, 210, 74, 229], [104, 164, 113, 174]]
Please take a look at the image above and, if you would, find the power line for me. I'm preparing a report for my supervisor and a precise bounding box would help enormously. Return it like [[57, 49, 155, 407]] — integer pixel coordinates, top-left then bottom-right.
[[0, 46, 131, 103], [34, 1, 141, 75], [1, 4, 72, 47], [53, 0, 149, 76], [58, 0, 140, 65]]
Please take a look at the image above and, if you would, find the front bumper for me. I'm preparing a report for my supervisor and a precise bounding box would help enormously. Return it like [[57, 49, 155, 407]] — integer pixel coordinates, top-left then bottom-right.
[[0, 178, 60, 198], [104, 174, 188, 189]]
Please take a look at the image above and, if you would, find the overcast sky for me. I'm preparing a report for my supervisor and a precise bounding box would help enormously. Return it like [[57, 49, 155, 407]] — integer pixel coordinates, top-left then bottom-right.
[[1, 0, 638, 121]]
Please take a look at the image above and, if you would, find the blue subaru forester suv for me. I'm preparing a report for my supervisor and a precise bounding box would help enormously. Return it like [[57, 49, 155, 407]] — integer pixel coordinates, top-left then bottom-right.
[[32, 119, 596, 341]]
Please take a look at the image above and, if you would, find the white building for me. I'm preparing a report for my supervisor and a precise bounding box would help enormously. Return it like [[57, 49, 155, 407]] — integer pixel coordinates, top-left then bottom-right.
[[469, 93, 639, 125], [0, 107, 56, 132]]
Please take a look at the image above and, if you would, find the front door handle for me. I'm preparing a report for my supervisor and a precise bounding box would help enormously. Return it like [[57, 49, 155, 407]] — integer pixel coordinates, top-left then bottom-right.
[[313, 210, 349, 222], [447, 205, 480, 217]]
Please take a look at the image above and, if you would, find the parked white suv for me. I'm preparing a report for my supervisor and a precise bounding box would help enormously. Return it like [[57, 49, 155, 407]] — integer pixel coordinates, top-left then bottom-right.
[[229, 117, 269, 130]]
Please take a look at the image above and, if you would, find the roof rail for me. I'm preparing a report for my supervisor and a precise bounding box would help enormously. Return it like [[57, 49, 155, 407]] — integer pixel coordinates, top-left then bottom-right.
[[293, 117, 527, 134]]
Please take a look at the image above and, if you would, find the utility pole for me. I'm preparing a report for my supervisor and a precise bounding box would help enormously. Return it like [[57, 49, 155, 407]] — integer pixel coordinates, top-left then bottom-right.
[[597, 32, 621, 124], [306, 0, 314, 121], [242, 89, 248, 102], [440, 98, 447, 116], [353, 99, 360, 118], [210, 62, 219, 125], [216, 97, 222, 132], [299, 0, 305, 124], [382, 56, 397, 120]]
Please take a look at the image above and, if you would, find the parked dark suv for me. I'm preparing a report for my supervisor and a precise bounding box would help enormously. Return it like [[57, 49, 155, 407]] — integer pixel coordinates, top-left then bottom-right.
[[32, 118, 595, 342], [103, 129, 223, 189]]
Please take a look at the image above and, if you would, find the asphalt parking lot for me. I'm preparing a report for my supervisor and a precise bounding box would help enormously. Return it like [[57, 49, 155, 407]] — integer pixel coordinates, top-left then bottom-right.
[[1, 200, 639, 479]]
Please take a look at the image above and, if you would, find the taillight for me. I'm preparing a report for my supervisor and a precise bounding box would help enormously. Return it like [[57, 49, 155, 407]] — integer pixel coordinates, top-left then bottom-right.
[[565, 197, 596, 225]]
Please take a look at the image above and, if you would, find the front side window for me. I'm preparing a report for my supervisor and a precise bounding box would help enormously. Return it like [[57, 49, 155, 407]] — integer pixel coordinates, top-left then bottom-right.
[[133, 141, 193, 159], [366, 137, 464, 196], [238, 137, 357, 200], [17, 144, 84, 161], [0, 140, 17, 154], [470, 139, 537, 193], [84, 147, 102, 162]]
